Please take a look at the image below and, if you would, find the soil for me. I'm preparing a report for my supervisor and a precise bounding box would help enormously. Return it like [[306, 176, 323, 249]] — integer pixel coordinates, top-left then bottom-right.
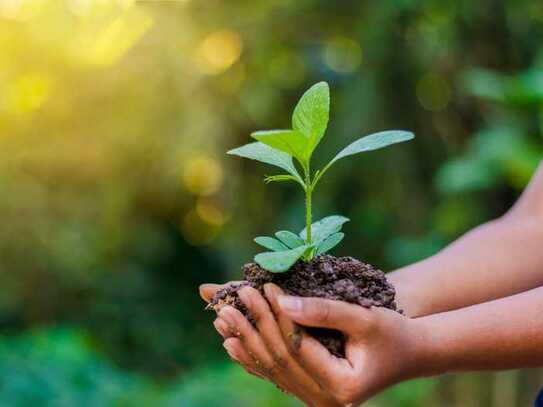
[[209, 254, 399, 357]]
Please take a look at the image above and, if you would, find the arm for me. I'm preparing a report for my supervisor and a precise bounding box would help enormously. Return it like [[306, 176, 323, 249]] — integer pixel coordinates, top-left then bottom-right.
[[419, 285, 543, 373], [198, 162, 543, 405], [391, 161, 543, 317], [219, 286, 543, 406]]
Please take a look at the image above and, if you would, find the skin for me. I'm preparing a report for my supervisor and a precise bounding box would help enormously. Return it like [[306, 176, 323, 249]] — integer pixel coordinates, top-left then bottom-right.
[[390, 161, 543, 318], [199, 162, 543, 406]]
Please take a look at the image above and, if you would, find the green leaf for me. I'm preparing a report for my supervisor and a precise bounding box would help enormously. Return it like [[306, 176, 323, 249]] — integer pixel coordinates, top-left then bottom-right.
[[254, 236, 289, 252], [251, 130, 308, 164], [264, 174, 300, 184], [316, 232, 344, 255], [275, 230, 305, 249], [329, 130, 414, 166], [312, 130, 414, 188], [254, 245, 311, 273], [299, 215, 349, 244], [227, 142, 302, 182], [292, 82, 330, 162]]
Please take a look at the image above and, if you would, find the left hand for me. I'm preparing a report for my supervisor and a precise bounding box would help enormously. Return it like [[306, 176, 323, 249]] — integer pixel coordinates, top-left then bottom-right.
[[200, 282, 428, 406], [200, 282, 341, 406]]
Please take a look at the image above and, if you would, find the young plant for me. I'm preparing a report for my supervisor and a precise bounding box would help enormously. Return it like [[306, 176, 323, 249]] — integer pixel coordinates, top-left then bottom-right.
[[229, 82, 414, 273]]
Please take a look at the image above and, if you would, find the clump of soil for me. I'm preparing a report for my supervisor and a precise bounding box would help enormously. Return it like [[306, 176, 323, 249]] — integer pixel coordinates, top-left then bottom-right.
[[210, 254, 398, 357]]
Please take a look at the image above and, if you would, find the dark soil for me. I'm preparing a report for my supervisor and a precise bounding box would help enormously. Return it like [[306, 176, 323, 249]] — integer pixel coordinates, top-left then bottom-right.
[[209, 254, 398, 357]]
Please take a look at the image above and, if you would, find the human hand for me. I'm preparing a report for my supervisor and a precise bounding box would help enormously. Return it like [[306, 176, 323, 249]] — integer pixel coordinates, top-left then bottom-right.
[[199, 282, 427, 406], [199, 282, 341, 406]]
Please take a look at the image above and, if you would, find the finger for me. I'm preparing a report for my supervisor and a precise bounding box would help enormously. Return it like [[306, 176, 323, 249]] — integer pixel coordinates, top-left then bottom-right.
[[265, 284, 352, 399], [199, 283, 223, 303], [296, 331, 354, 390], [223, 335, 299, 398], [223, 338, 268, 380], [199, 281, 242, 303], [268, 287, 360, 389], [239, 286, 335, 400], [223, 341, 306, 401], [223, 309, 336, 407], [238, 287, 292, 369], [264, 284, 303, 352], [277, 295, 374, 335], [236, 286, 343, 406], [218, 305, 276, 377], [213, 318, 233, 339]]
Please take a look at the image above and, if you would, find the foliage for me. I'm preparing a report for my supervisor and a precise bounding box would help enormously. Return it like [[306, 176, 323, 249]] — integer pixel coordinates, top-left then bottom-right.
[[162, 364, 303, 407], [1, 0, 543, 405], [0, 327, 438, 407], [0, 328, 156, 406], [230, 82, 414, 272]]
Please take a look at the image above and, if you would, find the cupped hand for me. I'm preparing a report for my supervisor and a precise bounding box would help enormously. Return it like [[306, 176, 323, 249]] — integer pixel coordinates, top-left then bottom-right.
[[199, 282, 427, 406], [199, 282, 340, 406]]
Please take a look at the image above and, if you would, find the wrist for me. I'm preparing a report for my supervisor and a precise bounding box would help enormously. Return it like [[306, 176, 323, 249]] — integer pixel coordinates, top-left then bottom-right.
[[402, 317, 449, 380], [410, 316, 452, 378], [387, 275, 425, 318]]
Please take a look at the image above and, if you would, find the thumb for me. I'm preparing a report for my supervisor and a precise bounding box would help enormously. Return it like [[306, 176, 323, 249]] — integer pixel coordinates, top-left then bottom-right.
[[277, 295, 373, 334], [199, 281, 243, 303], [199, 283, 224, 303]]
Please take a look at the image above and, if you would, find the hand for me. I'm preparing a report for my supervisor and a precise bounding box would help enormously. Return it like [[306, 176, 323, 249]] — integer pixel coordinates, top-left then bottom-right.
[[269, 292, 428, 405], [199, 282, 341, 406], [199, 283, 427, 406]]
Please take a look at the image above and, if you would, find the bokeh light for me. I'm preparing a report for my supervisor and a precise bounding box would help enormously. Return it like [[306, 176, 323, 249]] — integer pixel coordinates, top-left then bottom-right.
[[0, 1, 542, 405], [86, 8, 154, 67], [194, 29, 243, 75], [321, 36, 363, 74], [197, 198, 227, 226], [182, 155, 224, 196]]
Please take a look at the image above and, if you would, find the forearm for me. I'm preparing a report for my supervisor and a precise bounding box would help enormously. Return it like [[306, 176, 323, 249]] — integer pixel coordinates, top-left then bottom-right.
[[415, 286, 543, 375], [389, 212, 543, 317]]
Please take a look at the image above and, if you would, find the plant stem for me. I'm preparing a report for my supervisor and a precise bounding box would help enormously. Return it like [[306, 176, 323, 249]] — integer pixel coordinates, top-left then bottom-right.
[[305, 176, 312, 244]]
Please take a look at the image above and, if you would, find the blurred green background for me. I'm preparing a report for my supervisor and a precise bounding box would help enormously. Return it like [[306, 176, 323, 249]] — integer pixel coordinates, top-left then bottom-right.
[[1, 0, 543, 405]]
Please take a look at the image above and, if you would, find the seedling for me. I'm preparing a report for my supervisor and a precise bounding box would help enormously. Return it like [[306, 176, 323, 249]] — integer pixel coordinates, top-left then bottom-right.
[[229, 82, 414, 273]]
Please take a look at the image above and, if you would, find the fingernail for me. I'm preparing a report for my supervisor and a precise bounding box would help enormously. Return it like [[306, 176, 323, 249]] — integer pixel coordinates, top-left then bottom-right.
[[223, 342, 239, 361], [223, 340, 233, 352], [214, 319, 229, 337], [219, 306, 236, 327], [263, 283, 279, 299], [199, 284, 217, 301], [238, 288, 252, 309], [278, 295, 302, 315]]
